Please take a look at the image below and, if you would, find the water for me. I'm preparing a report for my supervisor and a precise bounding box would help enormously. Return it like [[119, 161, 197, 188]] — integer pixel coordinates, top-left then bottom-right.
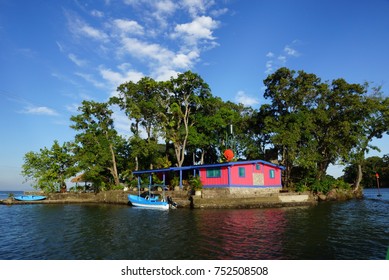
[[0, 189, 388, 260]]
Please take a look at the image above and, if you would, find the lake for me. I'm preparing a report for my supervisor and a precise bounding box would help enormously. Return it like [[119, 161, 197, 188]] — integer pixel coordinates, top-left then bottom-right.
[[0, 189, 388, 260]]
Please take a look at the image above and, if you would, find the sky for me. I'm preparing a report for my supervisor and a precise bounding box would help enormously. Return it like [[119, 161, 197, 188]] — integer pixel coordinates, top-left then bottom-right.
[[1, 0, 389, 191]]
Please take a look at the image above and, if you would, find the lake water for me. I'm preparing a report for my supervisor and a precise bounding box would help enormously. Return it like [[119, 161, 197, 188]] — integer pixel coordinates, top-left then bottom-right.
[[0, 189, 388, 260]]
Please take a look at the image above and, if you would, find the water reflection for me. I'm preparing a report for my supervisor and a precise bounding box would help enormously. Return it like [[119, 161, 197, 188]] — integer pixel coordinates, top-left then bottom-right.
[[1, 189, 388, 260], [196, 208, 287, 259]]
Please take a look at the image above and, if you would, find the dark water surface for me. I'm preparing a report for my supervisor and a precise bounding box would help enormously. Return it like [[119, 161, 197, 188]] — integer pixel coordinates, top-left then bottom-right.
[[0, 189, 388, 260]]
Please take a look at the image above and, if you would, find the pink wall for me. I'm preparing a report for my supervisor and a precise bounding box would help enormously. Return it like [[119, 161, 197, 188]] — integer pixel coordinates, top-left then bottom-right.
[[261, 164, 282, 186], [230, 164, 253, 185], [200, 162, 282, 187], [199, 168, 229, 186]]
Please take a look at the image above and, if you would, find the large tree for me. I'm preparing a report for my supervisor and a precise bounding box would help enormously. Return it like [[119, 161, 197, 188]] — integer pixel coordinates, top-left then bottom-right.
[[262, 68, 322, 185], [346, 89, 389, 190], [262, 67, 386, 187], [112, 77, 167, 170], [188, 97, 245, 164], [161, 71, 211, 167], [22, 140, 78, 192], [70, 100, 120, 188]]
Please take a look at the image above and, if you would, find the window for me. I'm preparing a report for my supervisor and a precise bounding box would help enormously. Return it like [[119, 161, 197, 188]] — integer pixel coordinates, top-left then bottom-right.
[[256, 163, 261, 170], [269, 169, 275, 179], [206, 168, 221, 178], [239, 167, 246, 177]]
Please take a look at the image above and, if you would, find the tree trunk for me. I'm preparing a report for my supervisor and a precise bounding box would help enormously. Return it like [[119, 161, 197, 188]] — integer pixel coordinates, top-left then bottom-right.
[[109, 143, 120, 186], [353, 163, 363, 191], [200, 149, 205, 165], [135, 156, 139, 171]]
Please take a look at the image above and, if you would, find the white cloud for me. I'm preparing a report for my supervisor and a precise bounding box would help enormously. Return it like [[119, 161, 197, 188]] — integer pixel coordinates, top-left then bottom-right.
[[284, 45, 299, 57], [264, 41, 301, 74], [173, 16, 219, 45], [56, 41, 65, 52], [120, 37, 173, 63], [68, 53, 87, 67], [123, 0, 142, 6], [99, 66, 144, 86], [277, 55, 287, 63], [21, 106, 59, 116], [75, 72, 106, 88], [265, 60, 273, 74], [211, 8, 228, 17], [152, 66, 179, 81], [63, 2, 225, 89], [172, 51, 199, 69], [154, 0, 177, 15], [113, 19, 144, 35], [235, 91, 259, 107], [182, 0, 214, 17], [65, 103, 80, 114], [91, 10, 104, 18], [67, 12, 109, 42], [80, 24, 109, 41]]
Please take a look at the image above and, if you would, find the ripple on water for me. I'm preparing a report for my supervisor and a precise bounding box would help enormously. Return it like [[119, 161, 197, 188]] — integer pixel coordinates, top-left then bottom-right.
[[1, 191, 389, 260]]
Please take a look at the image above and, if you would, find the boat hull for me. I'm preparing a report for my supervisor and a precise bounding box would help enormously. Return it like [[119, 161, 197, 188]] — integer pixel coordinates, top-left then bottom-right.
[[128, 194, 169, 210], [14, 195, 46, 201]]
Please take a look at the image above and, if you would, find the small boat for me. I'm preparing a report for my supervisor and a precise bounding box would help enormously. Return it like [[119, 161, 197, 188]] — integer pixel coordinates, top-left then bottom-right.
[[14, 195, 46, 201], [128, 193, 169, 210]]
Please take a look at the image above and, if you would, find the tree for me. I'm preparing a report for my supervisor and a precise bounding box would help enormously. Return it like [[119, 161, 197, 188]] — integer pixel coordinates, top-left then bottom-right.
[[346, 89, 389, 190], [112, 77, 167, 170], [70, 100, 120, 189], [22, 141, 78, 192], [262, 68, 322, 186], [187, 97, 243, 164], [261, 67, 383, 188], [344, 155, 389, 189], [161, 71, 211, 167]]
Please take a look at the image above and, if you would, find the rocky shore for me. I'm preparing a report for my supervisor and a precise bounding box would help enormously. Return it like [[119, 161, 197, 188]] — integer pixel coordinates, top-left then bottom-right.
[[0, 188, 319, 209]]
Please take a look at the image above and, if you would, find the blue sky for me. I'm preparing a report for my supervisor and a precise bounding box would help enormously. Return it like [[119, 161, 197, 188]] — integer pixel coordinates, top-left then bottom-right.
[[1, 0, 389, 191]]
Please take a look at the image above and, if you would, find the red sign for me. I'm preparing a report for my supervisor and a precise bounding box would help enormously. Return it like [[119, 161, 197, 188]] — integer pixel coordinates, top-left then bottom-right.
[[376, 173, 379, 179]]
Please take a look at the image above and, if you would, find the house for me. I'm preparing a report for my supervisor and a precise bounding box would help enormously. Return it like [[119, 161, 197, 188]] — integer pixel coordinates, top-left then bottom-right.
[[197, 160, 284, 188], [132, 160, 284, 190]]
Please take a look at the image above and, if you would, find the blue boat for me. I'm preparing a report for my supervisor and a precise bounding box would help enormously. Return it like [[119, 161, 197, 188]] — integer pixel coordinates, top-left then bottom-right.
[[14, 195, 46, 201], [128, 193, 169, 210]]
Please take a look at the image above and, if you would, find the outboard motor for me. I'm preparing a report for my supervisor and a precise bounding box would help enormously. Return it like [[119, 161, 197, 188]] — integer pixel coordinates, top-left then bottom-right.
[[167, 195, 178, 209]]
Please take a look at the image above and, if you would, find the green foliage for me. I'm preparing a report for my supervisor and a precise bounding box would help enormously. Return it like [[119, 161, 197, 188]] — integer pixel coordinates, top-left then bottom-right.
[[70, 101, 121, 190], [262, 67, 389, 188], [309, 177, 351, 194], [21, 141, 78, 192], [170, 176, 180, 188], [22, 68, 389, 194], [344, 154, 389, 188], [188, 175, 203, 191]]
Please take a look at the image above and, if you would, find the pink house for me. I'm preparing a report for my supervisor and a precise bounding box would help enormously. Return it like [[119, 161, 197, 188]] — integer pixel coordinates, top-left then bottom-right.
[[197, 160, 284, 188], [133, 160, 284, 189]]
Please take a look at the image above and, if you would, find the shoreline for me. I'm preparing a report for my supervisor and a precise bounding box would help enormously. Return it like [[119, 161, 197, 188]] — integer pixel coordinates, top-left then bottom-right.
[[1, 187, 363, 208], [0, 189, 319, 208]]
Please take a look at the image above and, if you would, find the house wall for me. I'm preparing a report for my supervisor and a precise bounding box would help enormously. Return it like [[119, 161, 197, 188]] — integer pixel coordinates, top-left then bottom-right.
[[230, 163, 253, 186], [200, 162, 282, 188], [199, 167, 229, 187], [261, 163, 282, 187]]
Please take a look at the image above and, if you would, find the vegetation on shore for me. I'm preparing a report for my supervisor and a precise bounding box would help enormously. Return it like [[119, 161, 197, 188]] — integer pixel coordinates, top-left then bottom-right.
[[21, 68, 389, 195]]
